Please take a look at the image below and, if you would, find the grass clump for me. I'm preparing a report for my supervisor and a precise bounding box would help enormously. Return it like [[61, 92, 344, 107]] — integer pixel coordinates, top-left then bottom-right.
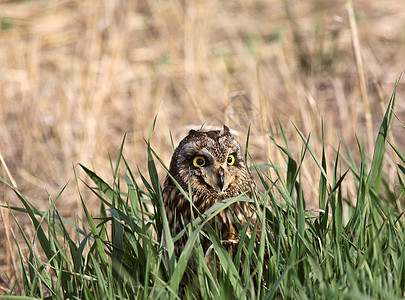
[[1, 78, 404, 299]]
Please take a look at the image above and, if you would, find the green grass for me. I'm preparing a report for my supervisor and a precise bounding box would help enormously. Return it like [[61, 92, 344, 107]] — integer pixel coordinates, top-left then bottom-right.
[[1, 77, 404, 299]]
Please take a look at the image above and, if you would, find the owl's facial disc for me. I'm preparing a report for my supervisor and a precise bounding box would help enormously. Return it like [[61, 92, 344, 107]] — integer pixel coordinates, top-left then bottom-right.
[[177, 130, 243, 194]]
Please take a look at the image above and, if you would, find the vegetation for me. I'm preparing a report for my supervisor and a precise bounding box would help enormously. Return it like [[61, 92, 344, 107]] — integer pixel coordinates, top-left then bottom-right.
[[0, 78, 403, 299], [0, 0, 404, 298]]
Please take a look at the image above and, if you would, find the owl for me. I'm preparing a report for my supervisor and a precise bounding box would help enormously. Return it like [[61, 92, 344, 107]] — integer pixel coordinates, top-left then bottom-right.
[[162, 125, 257, 256]]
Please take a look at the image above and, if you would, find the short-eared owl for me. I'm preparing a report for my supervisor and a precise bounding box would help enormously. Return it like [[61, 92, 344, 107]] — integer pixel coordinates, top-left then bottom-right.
[[163, 125, 257, 255]]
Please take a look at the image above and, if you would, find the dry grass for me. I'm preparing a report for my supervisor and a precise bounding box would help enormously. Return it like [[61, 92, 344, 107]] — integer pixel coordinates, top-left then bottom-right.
[[0, 0, 404, 293]]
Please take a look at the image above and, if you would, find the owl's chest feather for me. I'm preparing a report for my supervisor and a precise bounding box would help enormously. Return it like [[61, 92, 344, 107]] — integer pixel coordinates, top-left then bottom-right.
[[164, 181, 253, 234]]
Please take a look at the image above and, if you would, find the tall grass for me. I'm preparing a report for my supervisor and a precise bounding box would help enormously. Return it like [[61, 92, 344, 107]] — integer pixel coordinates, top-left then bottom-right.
[[1, 1, 405, 287], [1, 78, 404, 299]]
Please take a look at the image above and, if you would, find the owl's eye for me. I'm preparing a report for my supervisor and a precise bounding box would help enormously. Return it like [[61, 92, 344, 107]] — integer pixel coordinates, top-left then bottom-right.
[[227, 154, 235, 166], [193, 156, 206, 167]]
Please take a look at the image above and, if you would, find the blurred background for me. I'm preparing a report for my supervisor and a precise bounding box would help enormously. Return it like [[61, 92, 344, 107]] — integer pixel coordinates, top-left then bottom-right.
[[0, 0, 404, 291]]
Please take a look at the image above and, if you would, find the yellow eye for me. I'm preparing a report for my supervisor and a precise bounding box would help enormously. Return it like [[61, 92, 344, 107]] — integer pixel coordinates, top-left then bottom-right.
[[227, 154, 235, 166], [193, 156, 206, 167]]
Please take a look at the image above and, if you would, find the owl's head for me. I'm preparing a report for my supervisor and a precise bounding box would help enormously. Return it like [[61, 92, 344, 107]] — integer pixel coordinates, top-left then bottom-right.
[[168, 125, 249, 196]]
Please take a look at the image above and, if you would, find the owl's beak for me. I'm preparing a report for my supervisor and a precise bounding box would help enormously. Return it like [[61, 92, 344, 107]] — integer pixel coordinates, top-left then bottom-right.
[[204, 165, 228, 193], [217, 167, 225, 191]]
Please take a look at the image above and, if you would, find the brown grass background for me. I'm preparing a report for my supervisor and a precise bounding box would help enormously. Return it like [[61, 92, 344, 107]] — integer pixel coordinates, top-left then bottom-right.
[[0, 0, 404, 293]]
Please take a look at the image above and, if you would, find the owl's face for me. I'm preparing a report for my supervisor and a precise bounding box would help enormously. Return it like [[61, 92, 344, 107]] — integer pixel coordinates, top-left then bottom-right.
[[169, 125, 249, 197]]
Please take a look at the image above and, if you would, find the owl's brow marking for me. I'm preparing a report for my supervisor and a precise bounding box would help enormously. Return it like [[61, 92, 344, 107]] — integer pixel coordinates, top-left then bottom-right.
[[196, 149, 211, 157]]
